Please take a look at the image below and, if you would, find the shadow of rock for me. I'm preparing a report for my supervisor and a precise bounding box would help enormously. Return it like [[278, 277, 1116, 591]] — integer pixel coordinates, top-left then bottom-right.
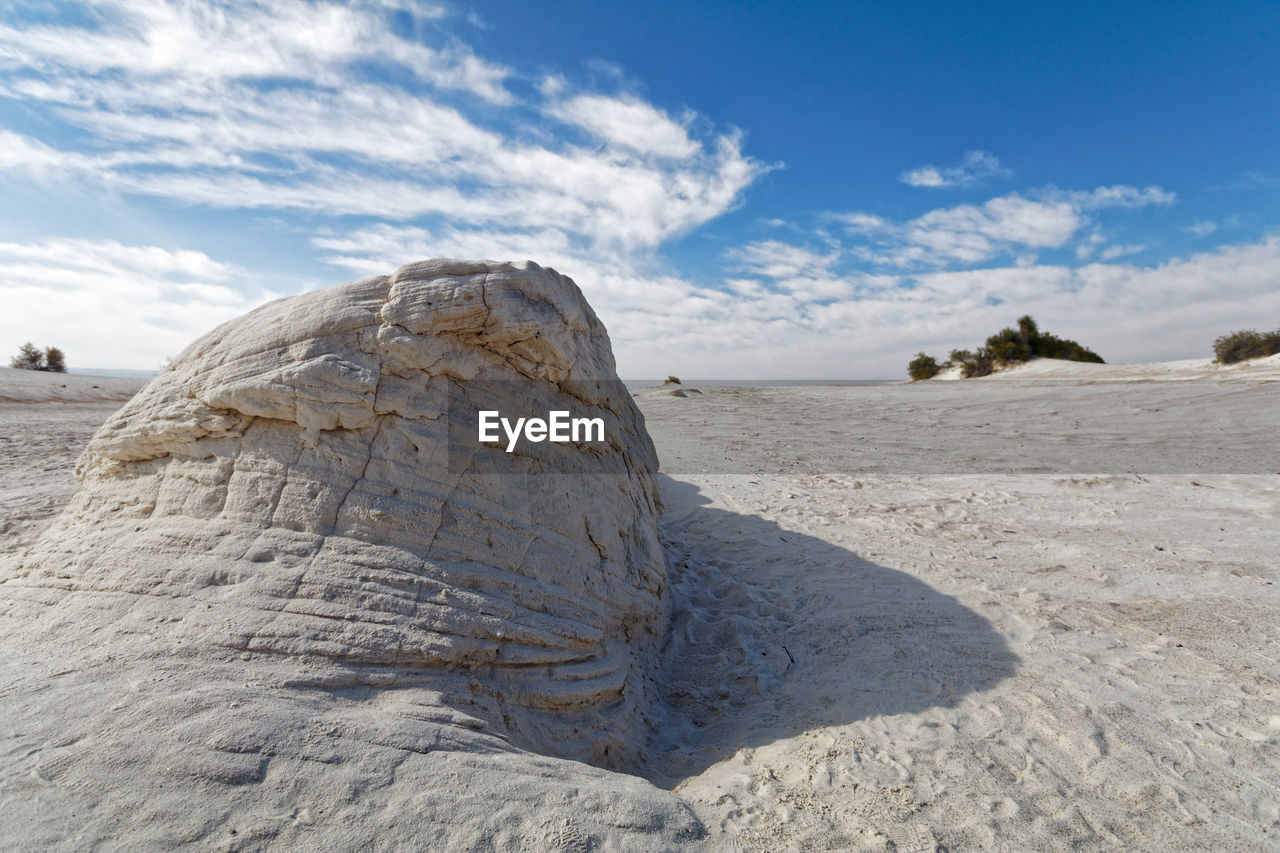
[[645, 475, 1019, 786]]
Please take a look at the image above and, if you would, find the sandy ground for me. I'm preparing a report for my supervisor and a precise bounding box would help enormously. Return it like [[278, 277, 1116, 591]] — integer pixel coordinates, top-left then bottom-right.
[[933, 352, 1280, 381], [0, 369, 145, 554], [3, 363, 1278, 850]]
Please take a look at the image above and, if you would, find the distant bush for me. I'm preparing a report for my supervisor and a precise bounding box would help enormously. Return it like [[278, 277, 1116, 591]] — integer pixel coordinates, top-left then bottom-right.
[[10, 342, 44, 371], [953, 347, 997, 378], [9, 342, 67, 372], [1033, 332, 1104, 363], [43, 346, 67, 373], [985, 327, 1032, 363], [907, 352, 939, 381], [1213, 327, 1280, 364], [909, 315, 1102, 379]]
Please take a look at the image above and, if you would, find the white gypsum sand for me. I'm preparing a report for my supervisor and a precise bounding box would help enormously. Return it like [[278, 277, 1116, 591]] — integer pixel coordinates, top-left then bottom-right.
[[2, 353, 1278, 849], [634, 373, 1279, 849], [0, 369, 146, 555], [931, 352, 1280, 381]]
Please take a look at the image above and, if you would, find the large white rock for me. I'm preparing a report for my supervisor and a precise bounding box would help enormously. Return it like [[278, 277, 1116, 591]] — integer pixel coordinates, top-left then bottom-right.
[[0, 259, 702, 849]]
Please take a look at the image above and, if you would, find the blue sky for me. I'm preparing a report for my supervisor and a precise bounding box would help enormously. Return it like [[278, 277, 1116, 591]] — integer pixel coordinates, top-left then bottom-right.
[[1, 0, 1278, 376]]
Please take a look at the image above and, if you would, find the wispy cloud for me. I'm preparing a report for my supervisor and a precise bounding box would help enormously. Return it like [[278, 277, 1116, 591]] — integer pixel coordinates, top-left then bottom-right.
[[650, 236, 1280, 376], [0, 239, 279, 368], [1053, 185, 1176, 209], [1, 2, 1273, 379], [727, 240, 838, 279], [1213, 171, 1280, 191], [0, 0, 766, 256], [546, 94, 699, 159], [1185, 221, 1219, 237], [834, 185, 1171, 268], [1098, 243, 1146, 260], [900, 150, 1011, 189], [313, 222, 1280, 377], [0, 0, 490, 99]]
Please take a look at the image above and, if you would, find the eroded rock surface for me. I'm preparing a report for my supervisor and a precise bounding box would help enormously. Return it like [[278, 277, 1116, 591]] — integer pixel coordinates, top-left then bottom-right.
[[0, 259, 701, 849]]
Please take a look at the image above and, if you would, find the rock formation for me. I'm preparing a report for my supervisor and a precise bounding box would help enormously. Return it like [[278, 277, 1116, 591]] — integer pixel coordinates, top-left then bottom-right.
[[0, 259, 702, 849]]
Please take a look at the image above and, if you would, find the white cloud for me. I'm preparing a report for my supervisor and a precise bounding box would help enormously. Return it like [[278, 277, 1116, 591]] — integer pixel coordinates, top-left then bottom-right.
[[1099, 243, 1145, 260], [900, 150, 1011, 188], [1054, 184, 1176, 209], [313, 218, 1280, 378], [0, 129, 93, 170], [1186, 221, 1219, 237], [0, 2, 1268, 381], [0, 0, 503, 101], [835, 212, 889, 233], [837, 185, 1173, 268], [688, 236, 1280, 376], [313, 222, 586, 279], [0, 0, 766, 255], [0, 239, 280, 369], [547, 94, 698, 159], [727, 240, 837, 279], [908, 194, 1080, 260]]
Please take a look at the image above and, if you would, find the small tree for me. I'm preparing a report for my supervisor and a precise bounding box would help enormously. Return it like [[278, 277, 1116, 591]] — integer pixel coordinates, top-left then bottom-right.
[[10, 342, 45, 371], [907, 352, 940, 381], [1017, 314, 1039, 347], [986, 327, 1032, 363], [43, 346, 67, 373]]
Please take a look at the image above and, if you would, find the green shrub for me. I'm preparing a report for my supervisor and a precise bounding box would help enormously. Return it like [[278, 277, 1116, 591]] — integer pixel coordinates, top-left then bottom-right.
[[942, 315, 1102, 378], [1213, 328, 1280, 363], [946, 346, 996, 378], [1034, 332, 1104, 363], [986, 327, 1033, 362], [907, 352, 940, 381], [1017, 314, 1039, 346], [961, 347, 997, 378]]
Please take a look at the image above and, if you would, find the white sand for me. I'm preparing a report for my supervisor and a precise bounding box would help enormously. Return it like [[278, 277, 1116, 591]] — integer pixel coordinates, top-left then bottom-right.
[[0, 369, 146, 555], [2, 362, 1278, 849], [635, 370, 1279, 849], [932, 353, 1280, 381], [0, 366, 148, 403], [648, 471, 1278, 849]]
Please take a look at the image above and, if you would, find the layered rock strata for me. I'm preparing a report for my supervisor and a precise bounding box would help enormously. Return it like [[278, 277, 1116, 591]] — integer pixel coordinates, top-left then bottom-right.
[[0, 259, 700, 849]]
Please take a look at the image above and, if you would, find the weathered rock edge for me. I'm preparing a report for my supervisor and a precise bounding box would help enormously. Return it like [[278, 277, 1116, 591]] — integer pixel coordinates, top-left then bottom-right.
[[0, 259, 703, 849]]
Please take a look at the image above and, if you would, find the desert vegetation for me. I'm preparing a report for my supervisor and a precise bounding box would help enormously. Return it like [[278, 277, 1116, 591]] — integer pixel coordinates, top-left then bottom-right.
[[910, 316, 1104, 379], [907, 352, 940, 381], [9, 343, 67, 373], [1212, 327, 1280, 364]]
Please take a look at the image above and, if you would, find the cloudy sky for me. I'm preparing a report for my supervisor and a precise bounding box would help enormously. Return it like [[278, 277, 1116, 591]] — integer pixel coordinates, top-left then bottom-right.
[[2, 0, 1278, 377]]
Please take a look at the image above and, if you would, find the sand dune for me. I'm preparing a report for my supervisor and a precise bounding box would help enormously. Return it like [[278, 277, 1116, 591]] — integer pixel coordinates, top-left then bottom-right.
[[933, 352, 1280, 381]]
